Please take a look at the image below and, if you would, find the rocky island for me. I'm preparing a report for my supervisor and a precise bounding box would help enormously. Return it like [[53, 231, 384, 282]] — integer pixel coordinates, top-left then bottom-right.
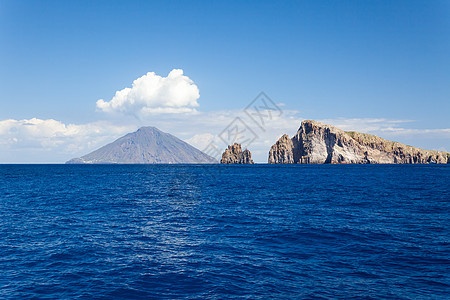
[[66, 126, 217, 164], [220, 143, 254, 164], [269, 120, 449, 164]]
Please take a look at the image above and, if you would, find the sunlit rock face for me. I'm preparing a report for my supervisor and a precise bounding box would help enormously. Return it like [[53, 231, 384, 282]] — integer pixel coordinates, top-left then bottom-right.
[[220, 143, 254, 164], [268, 134, 294, 164], [269, 120, 449, 164]]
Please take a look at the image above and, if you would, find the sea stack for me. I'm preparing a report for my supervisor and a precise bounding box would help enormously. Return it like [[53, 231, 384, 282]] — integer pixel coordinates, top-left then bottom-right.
[[269, 120, 450, 164], [220, 143, 254, 164], [268, 134, 294, 164]]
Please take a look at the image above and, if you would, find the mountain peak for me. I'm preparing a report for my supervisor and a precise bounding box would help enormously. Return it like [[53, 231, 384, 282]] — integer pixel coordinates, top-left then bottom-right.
[[136, 126, 159, 132], [66, 126, 217, 164]]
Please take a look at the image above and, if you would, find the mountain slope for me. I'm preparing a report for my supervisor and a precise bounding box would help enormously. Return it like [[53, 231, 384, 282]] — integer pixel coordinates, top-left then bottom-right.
[[66, 127, 217, 164], [269, 120, 449, 164]]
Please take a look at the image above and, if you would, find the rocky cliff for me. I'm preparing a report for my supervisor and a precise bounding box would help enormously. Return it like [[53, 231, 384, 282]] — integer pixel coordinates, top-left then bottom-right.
[[220, 143, 254, 164], [267, 134, 294, 164], [269, 120, 449, 164]]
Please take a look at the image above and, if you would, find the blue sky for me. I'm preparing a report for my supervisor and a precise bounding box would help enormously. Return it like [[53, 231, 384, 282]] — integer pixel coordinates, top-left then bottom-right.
[[0, 0, 449, 162]]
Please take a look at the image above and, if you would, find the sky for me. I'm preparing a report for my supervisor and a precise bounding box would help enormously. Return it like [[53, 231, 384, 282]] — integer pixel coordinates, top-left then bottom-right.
[[0, 0, 449, 163]]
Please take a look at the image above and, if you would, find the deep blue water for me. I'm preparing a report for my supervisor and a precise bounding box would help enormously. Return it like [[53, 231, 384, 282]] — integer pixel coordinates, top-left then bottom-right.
[[0, 164, 449, 299]]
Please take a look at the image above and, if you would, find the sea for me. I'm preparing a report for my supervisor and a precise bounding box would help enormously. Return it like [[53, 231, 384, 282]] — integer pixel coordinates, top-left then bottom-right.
[[0, 164, 449, 299]]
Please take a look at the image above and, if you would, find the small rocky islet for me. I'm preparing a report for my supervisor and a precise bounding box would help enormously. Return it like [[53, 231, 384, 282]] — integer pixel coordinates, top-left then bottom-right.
[[220, 143, 254, 164]]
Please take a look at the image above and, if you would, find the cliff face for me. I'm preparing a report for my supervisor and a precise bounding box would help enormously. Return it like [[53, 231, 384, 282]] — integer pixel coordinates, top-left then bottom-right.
[[221, 143, 254, 164], [269, 120, 449, 164], [268, 134, 294, 164]]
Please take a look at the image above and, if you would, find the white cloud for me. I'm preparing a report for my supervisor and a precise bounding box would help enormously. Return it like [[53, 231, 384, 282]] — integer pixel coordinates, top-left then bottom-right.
[[318, 118, 413, 133], [177, 109, 303, 162], [0, 118, 134, 163], [96, 69, 200, 116], [185, 133, 215, 151], [380, 127, 450, 135]]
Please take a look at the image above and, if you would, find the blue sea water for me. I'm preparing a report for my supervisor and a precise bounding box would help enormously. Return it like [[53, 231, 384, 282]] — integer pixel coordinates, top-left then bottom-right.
[[0, 164, 449, 299]]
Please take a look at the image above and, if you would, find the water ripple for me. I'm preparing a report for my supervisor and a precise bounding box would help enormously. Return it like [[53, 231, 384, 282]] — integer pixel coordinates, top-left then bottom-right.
[[0, 164, 449, 299]]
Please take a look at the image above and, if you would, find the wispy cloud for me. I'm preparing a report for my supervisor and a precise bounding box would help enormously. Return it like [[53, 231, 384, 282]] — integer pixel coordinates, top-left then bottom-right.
[[0, 118, 135, 163], [319, 117, 450, 137], [380, 127, 450, 135], [319, 117, 450, 152], [318, 118, 414, 133], [177, 109, 303, 162]]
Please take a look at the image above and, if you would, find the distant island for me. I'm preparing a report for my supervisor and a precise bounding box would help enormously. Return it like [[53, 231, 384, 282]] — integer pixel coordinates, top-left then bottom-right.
[[66, 127, 217, 164], [268, 120, 449, 164], [220, 143, 254, 164]]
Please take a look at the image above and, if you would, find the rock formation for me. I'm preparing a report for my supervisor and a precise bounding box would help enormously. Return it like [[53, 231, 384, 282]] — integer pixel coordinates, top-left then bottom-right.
[[269, 120, 449, 164], [220, 143, 254, 164], [268, 134, 294, 164], [66, 126, 217, 164]]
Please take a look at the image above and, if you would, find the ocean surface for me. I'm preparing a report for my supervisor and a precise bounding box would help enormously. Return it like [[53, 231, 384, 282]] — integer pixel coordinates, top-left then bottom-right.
[[0, 164, 449, 299]]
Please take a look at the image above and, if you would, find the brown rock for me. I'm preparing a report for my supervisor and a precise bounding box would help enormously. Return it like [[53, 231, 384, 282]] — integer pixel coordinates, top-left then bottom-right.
[[220, 143, 254, 164], [268, 120, 449, 164], [268, 134, 294, 164]]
